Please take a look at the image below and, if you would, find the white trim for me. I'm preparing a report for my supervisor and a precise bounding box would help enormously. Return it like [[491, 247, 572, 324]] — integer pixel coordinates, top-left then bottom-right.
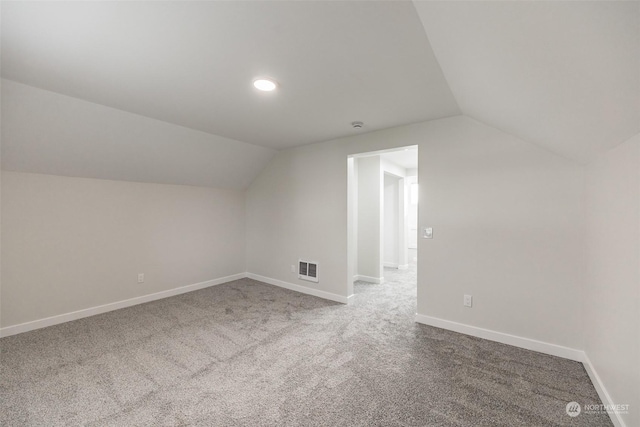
[[383, 262, 398, 268], [353, 275, 384, 284], [246, 272, 348, 304], [583, 354, 626, 427], [0, 273, 246, 338], [397, 264, 409, 270], [414, 313, 584, 362]]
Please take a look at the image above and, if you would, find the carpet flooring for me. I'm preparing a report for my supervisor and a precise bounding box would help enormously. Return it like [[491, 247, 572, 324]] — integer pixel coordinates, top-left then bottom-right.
[[1, 262, 611, 426]]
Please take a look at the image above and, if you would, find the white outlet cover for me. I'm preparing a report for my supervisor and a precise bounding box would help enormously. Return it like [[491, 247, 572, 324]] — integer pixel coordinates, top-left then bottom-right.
[[463, 295, 472, 307], [423, 227, 433, 239]]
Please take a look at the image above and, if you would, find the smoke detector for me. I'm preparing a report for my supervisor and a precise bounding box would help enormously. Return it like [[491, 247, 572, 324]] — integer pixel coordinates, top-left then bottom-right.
[[351, 121, 364, 129]]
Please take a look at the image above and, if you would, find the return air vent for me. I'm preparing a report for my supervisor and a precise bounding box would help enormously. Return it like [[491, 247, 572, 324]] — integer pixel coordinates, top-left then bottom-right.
[[298, 259, 319, 283]]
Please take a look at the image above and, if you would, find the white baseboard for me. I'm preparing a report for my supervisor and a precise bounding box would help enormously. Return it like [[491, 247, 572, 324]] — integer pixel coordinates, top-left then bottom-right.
[[353, 275, 384, 284], [414, 313, 584, 362], [414, 314, 622, 426], [582, 354, 626, 427], [246, 272, 348, 304], [0, 273, 246, 338], [382, 263, 409, 270]]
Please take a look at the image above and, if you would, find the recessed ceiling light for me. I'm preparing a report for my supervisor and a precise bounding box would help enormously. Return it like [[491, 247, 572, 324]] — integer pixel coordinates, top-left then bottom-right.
[[253, 78, 277, 92]]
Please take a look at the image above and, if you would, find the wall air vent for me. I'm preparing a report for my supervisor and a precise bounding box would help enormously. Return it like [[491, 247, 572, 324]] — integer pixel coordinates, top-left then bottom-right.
[[298, 259, 319, 283]]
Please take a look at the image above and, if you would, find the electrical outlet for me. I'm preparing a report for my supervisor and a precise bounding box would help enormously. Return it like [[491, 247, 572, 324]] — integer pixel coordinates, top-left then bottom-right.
[[290, 264, 296, 273], [138, 273, 144, 283], [463, 295, 472, 308]]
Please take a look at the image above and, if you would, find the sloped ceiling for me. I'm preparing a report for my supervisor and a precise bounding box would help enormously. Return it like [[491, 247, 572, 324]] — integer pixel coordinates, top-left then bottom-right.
[[2, 0, 638, 188], [413, 1, 640, 163], [2, 80, 275, 190], [1, 1, 459, 150]]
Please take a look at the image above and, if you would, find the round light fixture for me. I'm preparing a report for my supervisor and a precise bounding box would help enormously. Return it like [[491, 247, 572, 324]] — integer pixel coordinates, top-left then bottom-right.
[[253, 78, 277, 92]]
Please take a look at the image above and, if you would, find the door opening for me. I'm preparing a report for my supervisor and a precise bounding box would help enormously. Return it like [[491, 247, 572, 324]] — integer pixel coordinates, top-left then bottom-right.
[[347, 146, 418, 306]]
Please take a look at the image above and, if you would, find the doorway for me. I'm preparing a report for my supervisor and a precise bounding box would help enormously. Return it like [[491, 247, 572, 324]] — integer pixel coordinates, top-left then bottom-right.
[[346, 146, 418, 302]]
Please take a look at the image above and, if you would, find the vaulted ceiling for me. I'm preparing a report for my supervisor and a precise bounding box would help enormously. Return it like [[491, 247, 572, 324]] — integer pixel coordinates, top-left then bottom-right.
[[2, 1, 638, 181], [413, 1, 639, 164], [1, 1, 459, 150]]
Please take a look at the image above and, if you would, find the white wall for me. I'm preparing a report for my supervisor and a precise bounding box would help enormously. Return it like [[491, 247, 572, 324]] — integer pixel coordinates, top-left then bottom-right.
[[346, 157, 357, 296], [381, 157, 408, 269], [419, 119, 585, 351], [381, 158, 406, 180], [406, 175, 418, 249], [1, 172, 246, 328], [246, 116, 585, 352], [356, 156, 383, 281], [383, 173, 400, 267], [0, 77, 3, 327], [584, 133, 639, 427]]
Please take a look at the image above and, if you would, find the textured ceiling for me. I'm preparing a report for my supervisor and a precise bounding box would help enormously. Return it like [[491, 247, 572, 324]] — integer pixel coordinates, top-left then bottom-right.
[[1, 1, 459, 150], [413, 1, 640, 163]]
